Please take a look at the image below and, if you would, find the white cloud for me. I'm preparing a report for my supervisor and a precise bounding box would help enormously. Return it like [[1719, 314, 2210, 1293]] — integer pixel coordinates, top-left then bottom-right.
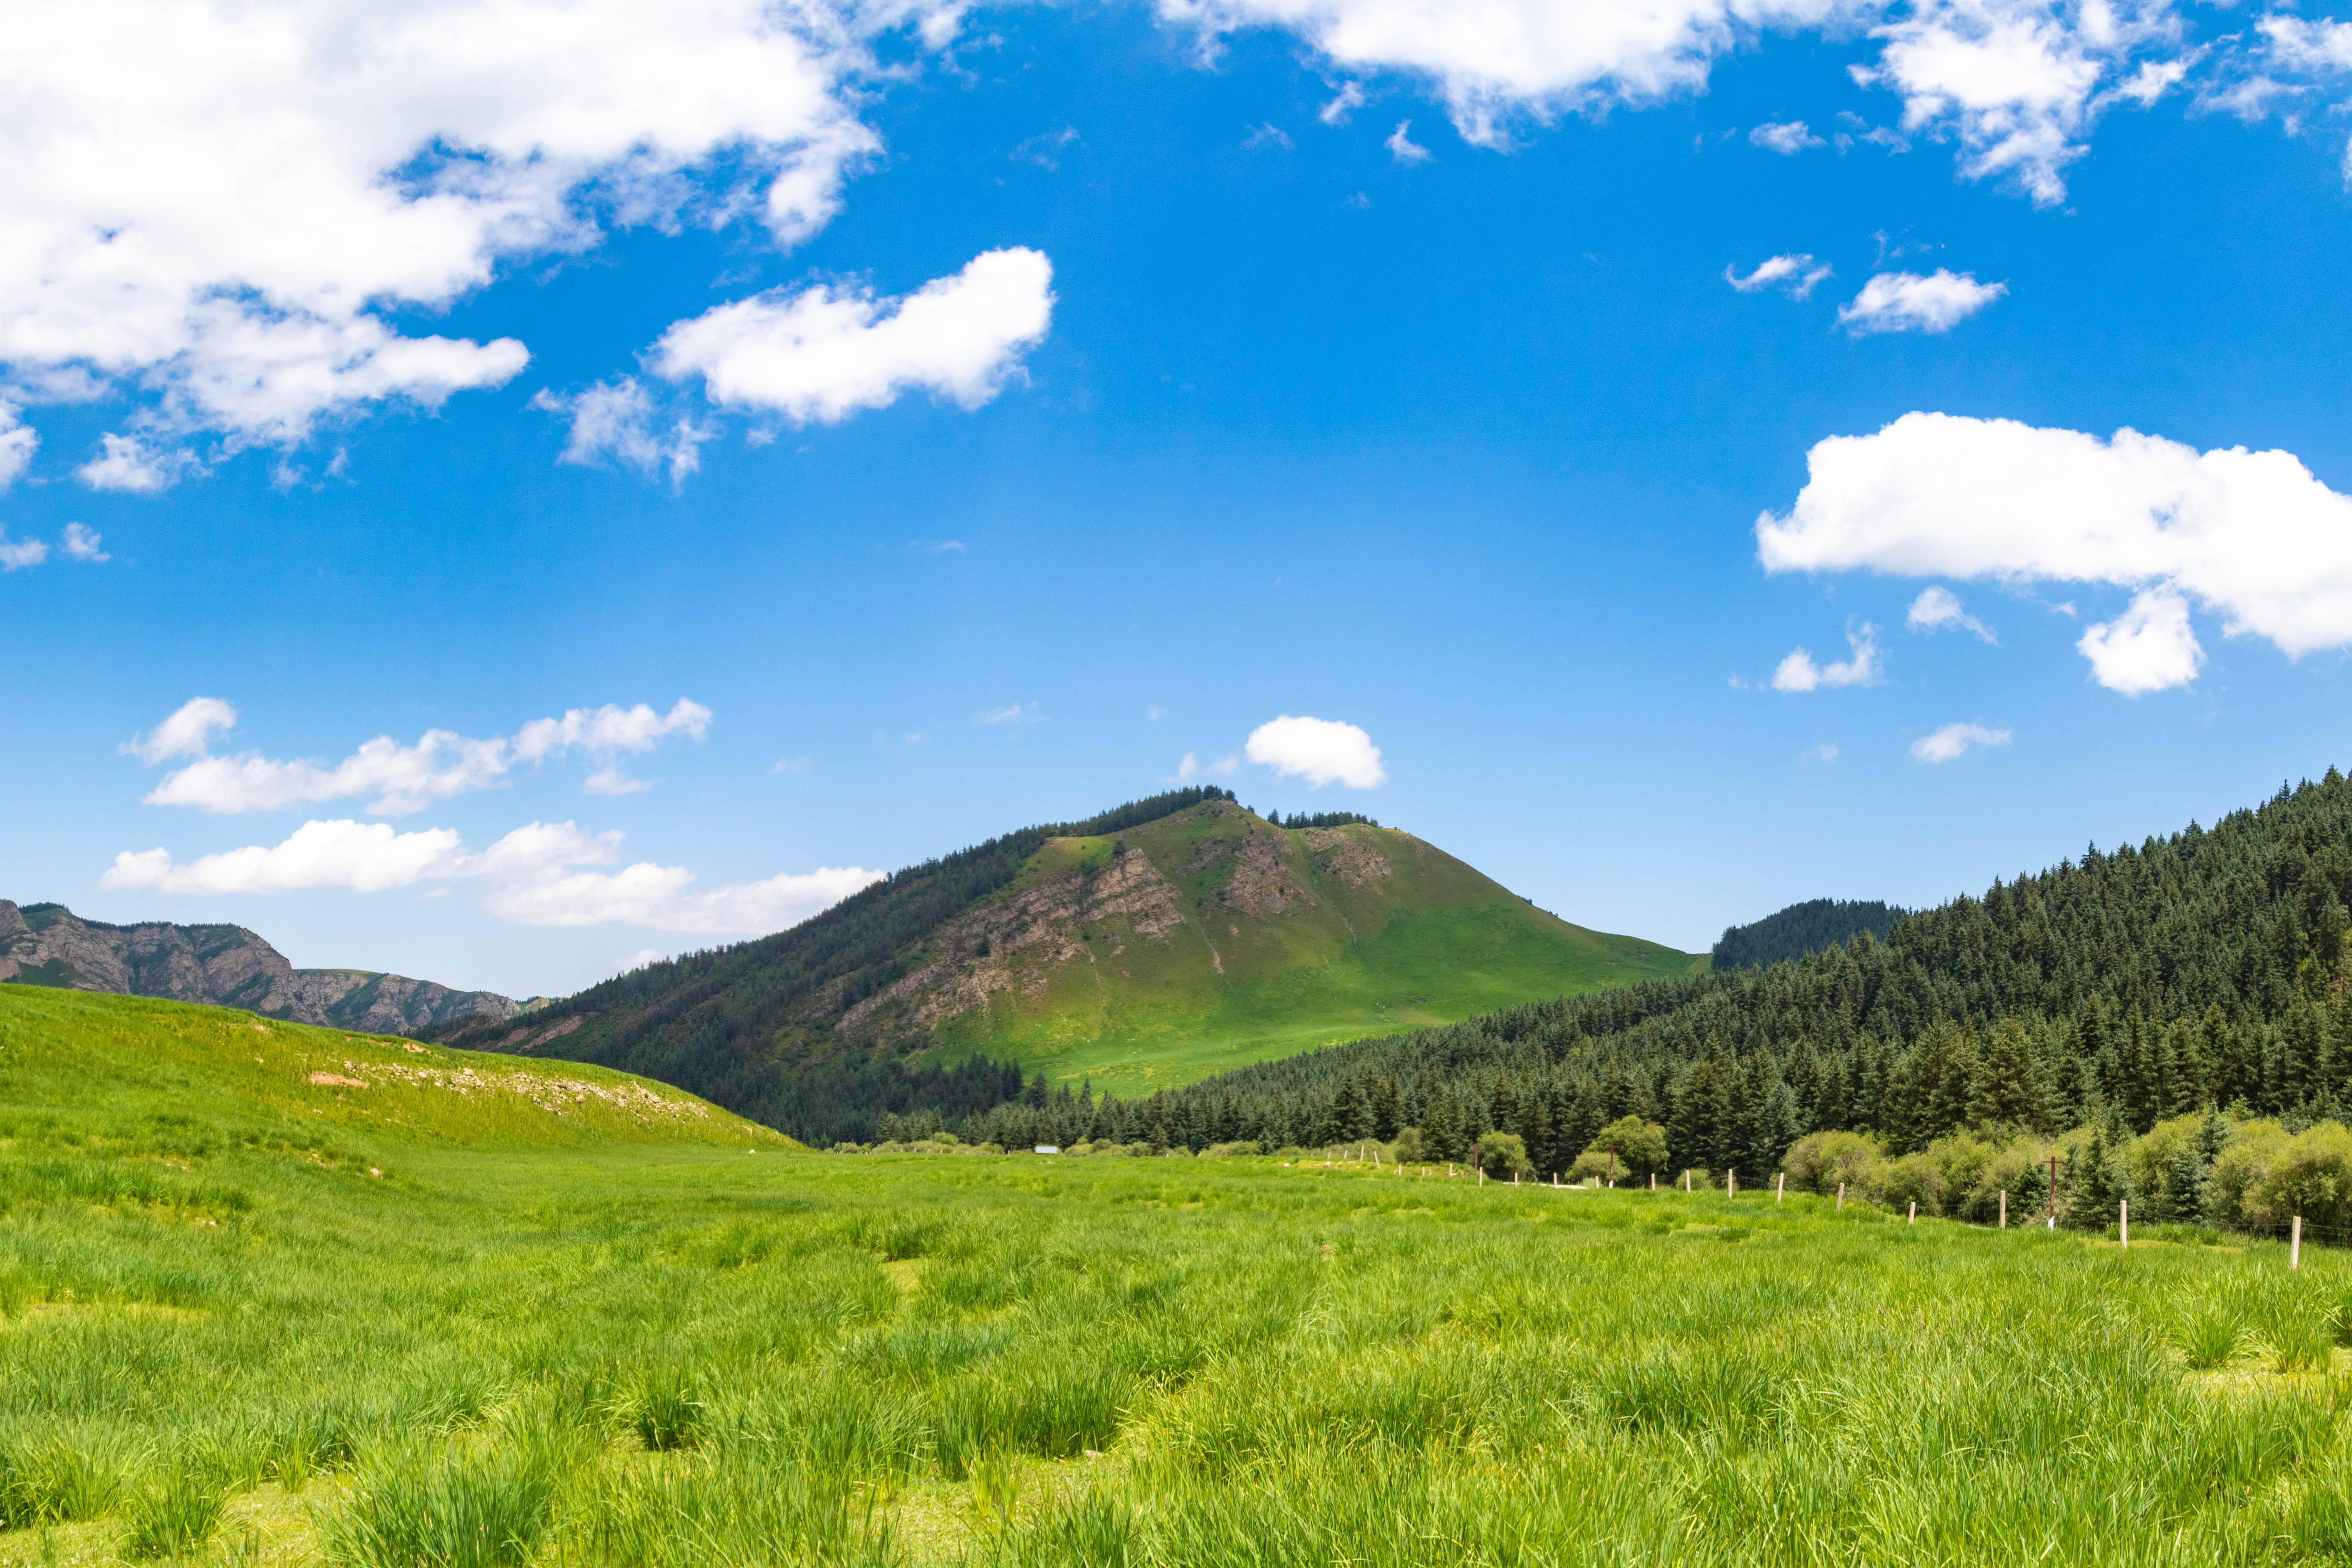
[[1158, 0, 1866, 146], [1836, 269, 2007, 334], [1750, 119, 1823, 152], [2262, 16, 2352, 74], [126, 697, 238, 764], [0, 0, 925, 471], [97, 814, 884, 934], [1319, 82, 1367, 124], [1757, 412, 2352, 693], [1244, 122, 1297, 150], [1013, 127, 1084, 169], [1909, 721, 2012, 763], [975, 703, 1044, 726], [101, 818, 466, 895], [132, 696, 711, 814], [651, 247, 1055, 426], [1906, 585, 1995, 643], [1244, 715, 1386, 788], [60, 523, 108, 563], [2076, 588, 2203, 695], [78, 434, 197, 494], [0, 404, 35, 489], [1770, 623, 1883, 691], [1385, 120, 1433, 162], [0, 532, 46, 570], [1175, 751, 1239, 781], [1805, 740, 1840, 762], [583, 767, 652, 796], [1854, 0, 2182, 206], [1726, 253, 1833, 298], [511, 699, 712, 762], [534, 378, 708, 484]]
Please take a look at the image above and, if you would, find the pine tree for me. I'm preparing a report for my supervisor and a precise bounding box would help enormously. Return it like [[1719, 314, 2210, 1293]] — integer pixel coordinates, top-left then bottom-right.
[[1968, 1016, 2049, 1130], [1367, 1076, 1402, 1141]]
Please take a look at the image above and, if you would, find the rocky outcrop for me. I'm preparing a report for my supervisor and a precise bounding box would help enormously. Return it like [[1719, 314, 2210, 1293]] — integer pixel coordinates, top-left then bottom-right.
[[0, 900, 533, 1035]]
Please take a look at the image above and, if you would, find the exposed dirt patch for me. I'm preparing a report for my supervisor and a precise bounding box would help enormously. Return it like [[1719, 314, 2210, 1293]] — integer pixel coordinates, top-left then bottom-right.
[[307, 1071, 367, 1088], [1302, 827, 1394, 888], [1220, 830, 1315, 917]]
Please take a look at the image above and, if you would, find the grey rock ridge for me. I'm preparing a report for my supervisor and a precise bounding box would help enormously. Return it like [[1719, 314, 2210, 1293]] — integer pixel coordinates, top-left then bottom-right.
[[0, 900, 539, 1035]]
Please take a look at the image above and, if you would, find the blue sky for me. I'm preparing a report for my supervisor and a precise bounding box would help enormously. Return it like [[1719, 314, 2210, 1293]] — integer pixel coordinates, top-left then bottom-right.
[[8, 0, 2352, 997]]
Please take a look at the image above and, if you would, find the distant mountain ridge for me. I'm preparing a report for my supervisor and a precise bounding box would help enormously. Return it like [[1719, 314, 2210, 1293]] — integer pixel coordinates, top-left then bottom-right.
[[0, 900, 534, 1035], [1711, 898, 1908, 970], [426, 789, 1703, 1141]]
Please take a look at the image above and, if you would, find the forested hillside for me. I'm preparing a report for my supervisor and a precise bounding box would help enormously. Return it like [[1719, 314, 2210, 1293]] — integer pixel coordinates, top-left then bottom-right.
[[940, 771, 2352, 1176], [1711, 897, 1905, 969]]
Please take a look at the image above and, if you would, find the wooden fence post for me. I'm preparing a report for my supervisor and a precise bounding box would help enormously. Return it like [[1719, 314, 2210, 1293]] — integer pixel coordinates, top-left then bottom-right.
[[1776, 1172, 1785, 1204], [1650, 1172, 1657, 1191], [1836, 1183, 1844, 1211], [2293, 1215, 2303, 1271], [1999, 1190, 2006, 1229], [1728, 1168, 1736, 1198], [1908, 1201, 1917, 1225], [2120, 1200, 2128, 1251]]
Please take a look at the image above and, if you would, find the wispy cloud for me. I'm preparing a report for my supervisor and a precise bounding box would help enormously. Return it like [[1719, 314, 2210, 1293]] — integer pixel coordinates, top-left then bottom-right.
[[1726, 254, 1833, 300], [1910, 722, 2012, 764], [1771, 623, 1882, 692], [1385, 120, 1431, 164]]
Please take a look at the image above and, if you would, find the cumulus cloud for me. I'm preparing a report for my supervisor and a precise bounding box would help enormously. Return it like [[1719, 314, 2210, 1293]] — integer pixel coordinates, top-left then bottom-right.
[[1750, 119, 1823, 152], [1156, 0, 2184, 188], [1770, 623, 1883, 691], [1757, 412, 2352, 693], [1907, 585, 1995, 643], [0, 404, 35, 489], [1909, 721, 2012, 763], [129, 697, 711, 814], [0, 531, 49, 571], [1836, 270, 2007, 334], [650, 248, 1054, 427], [1726, 253, 1833, 298], [2077, 588, 2203, 695], [1385, 120, 1433, 162], [1157, 0, 1866, 146], [78, 434, 198, 494], [1855, 0, 2183, 205], [1244, 715, 1386, 789], [102, 819, 467, 896], [126, 698, 239, 764], [0, 0, 945, 473], [534, 379, 708, 484], [99, 815, 883, 934], [60, 524, 108, 563]]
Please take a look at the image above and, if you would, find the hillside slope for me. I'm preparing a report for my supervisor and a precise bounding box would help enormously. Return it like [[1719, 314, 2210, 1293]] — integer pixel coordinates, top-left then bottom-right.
[[0, 899, 532, 1034], [0, 985, 794, 1151], [428, 791, 1700, 1136]]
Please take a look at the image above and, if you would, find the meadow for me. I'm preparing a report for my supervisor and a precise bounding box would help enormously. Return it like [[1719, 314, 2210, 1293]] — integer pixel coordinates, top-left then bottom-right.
[[10, 989, 2352, 1565]]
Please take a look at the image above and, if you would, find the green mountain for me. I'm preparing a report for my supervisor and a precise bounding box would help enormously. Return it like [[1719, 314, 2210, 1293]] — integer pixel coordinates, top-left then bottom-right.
[[427, 789, 1701, 1138]]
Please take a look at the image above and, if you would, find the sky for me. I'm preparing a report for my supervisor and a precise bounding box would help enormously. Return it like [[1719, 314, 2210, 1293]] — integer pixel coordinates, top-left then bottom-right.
[[8, 0, 2352, 999]]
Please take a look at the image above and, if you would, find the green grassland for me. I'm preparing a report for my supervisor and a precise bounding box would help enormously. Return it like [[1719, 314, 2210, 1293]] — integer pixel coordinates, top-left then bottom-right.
[[14, 989, 2352, 1566], [911, 805, 1703, 1092]]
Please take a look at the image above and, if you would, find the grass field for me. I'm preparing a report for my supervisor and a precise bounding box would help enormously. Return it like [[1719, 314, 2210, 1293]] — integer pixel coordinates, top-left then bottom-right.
[[13, 989, 2352, 1566]]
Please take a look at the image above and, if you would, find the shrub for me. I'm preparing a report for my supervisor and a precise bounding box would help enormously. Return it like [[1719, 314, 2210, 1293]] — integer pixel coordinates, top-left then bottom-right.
[[1389, 1127, 1425, 1160], [1200, 1142, 1259, 1158], [1875, 1151, 1948, 1217], [1473, 1133, 1532, 1178], [2244, 1123, 2352, 1236], [1582, 1116, 1669, 1180], [1781, 1131, 1881, 1196], [2206, 1119, 2292, 1229]]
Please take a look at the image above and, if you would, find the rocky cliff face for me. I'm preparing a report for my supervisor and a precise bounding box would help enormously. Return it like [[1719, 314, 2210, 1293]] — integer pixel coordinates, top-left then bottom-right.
[[0, 900, 531, 1035]]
